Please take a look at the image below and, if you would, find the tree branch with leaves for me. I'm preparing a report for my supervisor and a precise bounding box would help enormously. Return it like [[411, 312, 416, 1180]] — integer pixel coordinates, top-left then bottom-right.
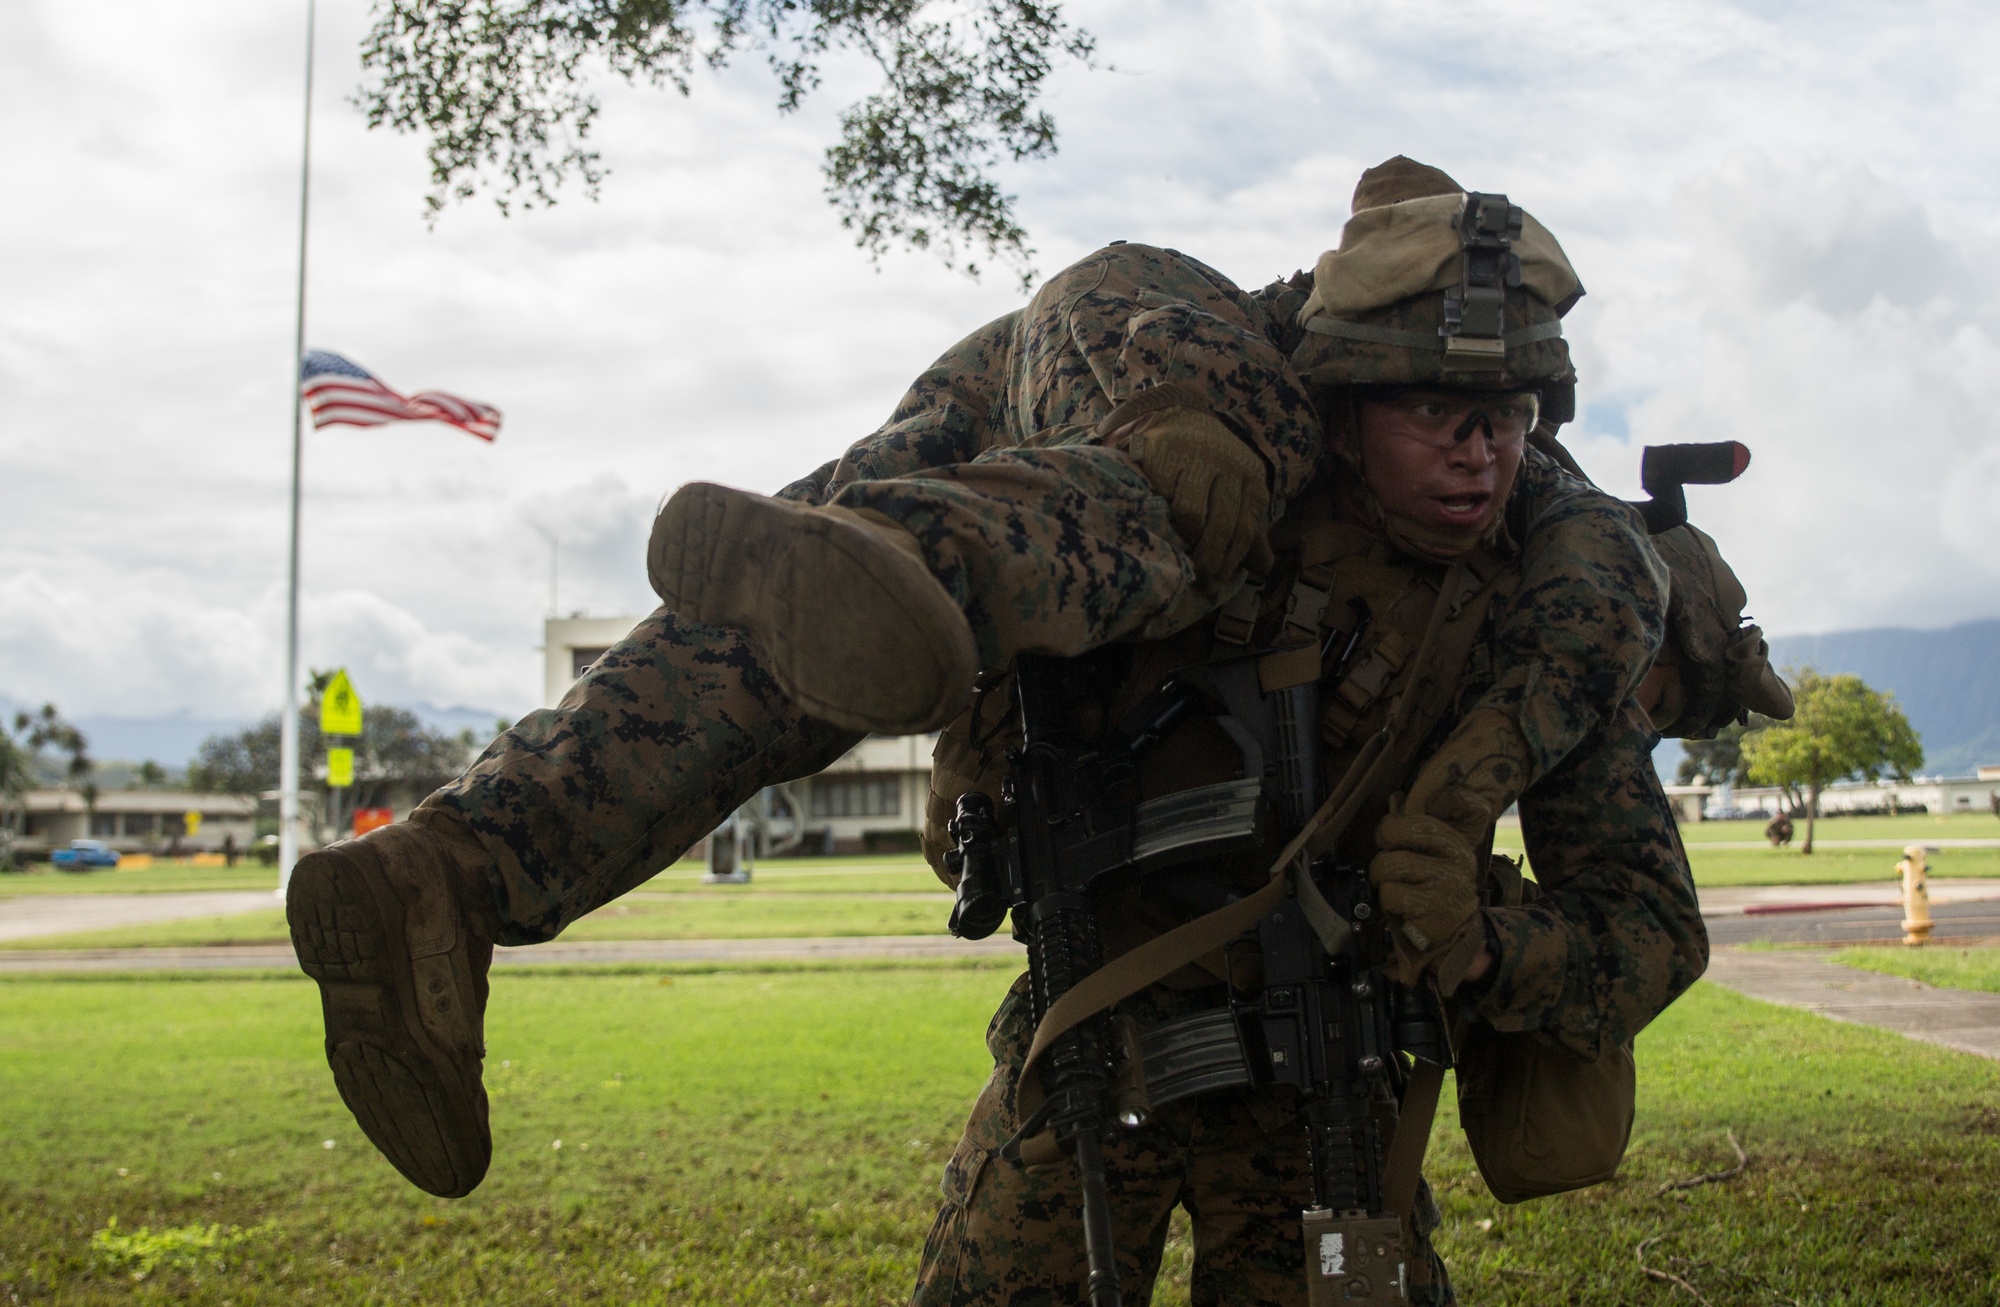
[[358, 0, 1093, 287], [189, 697, 483, 843]]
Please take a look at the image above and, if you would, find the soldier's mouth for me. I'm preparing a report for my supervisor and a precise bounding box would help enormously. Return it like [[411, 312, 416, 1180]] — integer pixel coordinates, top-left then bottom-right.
[[1433, 493, 1490, 520]]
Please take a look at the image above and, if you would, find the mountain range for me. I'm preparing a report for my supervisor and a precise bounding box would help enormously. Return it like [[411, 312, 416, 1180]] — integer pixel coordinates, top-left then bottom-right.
[[1764, 618, 2000, 777]]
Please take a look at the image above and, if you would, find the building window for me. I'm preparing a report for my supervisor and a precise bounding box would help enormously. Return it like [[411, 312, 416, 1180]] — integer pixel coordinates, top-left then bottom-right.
[[810, 775, 902, 819], [161, 813, 187, 836], [90, 813, 117, 837], [571, 646, 611, 679], [123, 813, 156, 837]]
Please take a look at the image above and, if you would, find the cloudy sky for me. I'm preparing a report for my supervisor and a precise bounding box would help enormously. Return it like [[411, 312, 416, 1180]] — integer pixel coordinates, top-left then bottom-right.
[[3, 0, 1996, 751]]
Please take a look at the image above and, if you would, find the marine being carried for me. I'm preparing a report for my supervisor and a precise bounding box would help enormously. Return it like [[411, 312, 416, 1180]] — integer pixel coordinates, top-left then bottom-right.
[[286, 156, 1792, 1306]]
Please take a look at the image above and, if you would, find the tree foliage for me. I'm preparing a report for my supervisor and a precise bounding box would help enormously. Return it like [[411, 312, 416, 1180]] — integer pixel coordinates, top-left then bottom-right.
[[188, 705, 482, 809], [1741, 668, 1923, 853], [358, 0, 1094, 285], [1676, 714, 1795, 786], [0, 705, 91, 869], [1678, 720, 1749, 786]]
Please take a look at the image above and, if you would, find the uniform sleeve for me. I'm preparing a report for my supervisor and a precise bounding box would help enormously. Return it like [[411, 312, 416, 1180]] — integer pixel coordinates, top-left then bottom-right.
[[1468, 703, 1708, 1059], [1473, 451, 1670, 781], [777, 311, 1020, 503]]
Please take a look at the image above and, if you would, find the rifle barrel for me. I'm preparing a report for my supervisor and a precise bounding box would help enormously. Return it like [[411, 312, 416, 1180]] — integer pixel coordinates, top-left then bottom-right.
[[1074, 1128, 1123, 1307]]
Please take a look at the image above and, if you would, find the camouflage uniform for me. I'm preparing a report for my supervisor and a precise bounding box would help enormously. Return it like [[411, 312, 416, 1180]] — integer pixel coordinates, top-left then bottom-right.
[[425, 246, 1657, 944], [785, 243, 1322, 666], [416, 243, 1701, 1302], [907, 444, 1700, 1305]]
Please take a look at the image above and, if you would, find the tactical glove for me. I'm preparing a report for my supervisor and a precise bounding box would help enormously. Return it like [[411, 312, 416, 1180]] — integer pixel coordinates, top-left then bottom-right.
[[1370, 804, 1485, 991], [1127, 410, 1273, 582]]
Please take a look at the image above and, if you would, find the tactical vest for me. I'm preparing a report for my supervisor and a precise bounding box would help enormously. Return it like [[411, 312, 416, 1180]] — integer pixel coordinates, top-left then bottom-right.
[[936, 487, 1638, 1228], [923, 481, 1521, 936]]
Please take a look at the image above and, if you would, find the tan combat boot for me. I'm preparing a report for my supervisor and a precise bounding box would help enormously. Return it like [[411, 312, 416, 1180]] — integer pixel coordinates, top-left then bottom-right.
[[648, 483, 978, 734], [286, 817, 497, 1198]]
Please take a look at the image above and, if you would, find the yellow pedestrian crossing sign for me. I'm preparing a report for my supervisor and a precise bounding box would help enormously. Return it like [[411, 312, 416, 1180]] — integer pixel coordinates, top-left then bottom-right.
[[320, 670, 363, 736], [326, 747, 355, 789]]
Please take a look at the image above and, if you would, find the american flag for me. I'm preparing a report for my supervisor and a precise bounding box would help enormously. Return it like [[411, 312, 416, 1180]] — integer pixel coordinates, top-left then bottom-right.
[[300, 350, 502, 442]]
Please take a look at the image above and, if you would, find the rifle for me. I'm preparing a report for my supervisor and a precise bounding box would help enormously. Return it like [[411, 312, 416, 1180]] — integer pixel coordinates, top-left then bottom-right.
[[947, 649, 1448, 1307]]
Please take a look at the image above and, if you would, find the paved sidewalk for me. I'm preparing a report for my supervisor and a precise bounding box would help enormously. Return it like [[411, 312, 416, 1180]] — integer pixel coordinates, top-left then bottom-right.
[[1704, 947, 2000, 1061], [0, 891, 277, 943], [0, 933, 1025, 973]]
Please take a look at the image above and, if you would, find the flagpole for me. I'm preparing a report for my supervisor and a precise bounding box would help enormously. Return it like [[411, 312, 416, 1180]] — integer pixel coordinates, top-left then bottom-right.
[[278, 0, 317, 897]]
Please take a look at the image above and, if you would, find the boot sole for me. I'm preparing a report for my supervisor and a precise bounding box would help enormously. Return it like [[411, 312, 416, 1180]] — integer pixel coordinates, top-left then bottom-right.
[[288, 844, 490, 1198], [649, 483, 976, 733]]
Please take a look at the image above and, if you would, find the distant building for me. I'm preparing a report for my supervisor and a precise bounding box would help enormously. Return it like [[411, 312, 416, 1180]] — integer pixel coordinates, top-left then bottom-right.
[[544, 614, 646, 709], [1727, 771, 2000, 818], [545, 615, 937, 855], [13, 789, 257, 858], [759, 732, 938, 855], [1660, 783, 1711, 824]]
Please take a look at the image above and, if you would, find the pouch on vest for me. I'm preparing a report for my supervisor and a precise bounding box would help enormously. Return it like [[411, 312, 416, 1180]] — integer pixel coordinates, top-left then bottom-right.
[[1454, 1026, 1636, 1204]]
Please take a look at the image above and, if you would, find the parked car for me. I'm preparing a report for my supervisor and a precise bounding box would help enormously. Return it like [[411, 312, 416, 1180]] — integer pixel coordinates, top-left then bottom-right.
[[50, 839, 120, 870]]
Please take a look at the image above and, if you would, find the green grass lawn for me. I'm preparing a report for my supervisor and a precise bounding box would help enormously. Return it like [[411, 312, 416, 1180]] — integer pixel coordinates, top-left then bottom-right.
[[1836, 943, 2000, 993], [7, 893, 957, 951], [1678, 845, 2000, 888], [3, 967, 1999, 1304], [1493, 811, 2000, 889], [3, 911, 299, 951], [0, 863, 280, 898], [634, 858, 946, 895], [1672, 812, 2000, 844], [566, 893, 953, 941], [0, 856, 945, 902], [19, 839, 2000, 950], [7, 885, 959, 952]]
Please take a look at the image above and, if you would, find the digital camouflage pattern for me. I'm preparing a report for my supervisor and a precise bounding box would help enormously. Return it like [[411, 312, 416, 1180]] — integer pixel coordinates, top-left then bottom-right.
[[911, 976, 1454, 1307], [414, 239, 1702, 1299], [422, 613, 861, 946], [783, 243, 1323, 668], [426, 242, 1325, 940]]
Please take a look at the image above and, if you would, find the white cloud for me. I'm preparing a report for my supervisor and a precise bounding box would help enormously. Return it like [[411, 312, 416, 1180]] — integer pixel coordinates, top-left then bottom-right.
[[0, 569, 269, 718], [2, 0, 1998, 726]]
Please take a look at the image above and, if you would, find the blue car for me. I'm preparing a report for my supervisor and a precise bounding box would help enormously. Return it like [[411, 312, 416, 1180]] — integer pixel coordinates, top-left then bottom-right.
[[51, 839, 121, 870]]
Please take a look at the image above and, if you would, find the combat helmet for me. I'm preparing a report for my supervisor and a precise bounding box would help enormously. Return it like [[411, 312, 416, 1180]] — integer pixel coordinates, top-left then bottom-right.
[[1291, 157, 1583, 428]]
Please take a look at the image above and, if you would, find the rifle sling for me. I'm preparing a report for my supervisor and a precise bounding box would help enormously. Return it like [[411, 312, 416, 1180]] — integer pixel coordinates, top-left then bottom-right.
[[1014, 558, 1505, 1165], [1381, 1059, 1447, 1217]]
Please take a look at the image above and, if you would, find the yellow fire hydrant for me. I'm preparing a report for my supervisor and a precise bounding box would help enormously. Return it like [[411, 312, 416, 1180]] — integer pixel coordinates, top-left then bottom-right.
[[1899, 845, 1933, 947]]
